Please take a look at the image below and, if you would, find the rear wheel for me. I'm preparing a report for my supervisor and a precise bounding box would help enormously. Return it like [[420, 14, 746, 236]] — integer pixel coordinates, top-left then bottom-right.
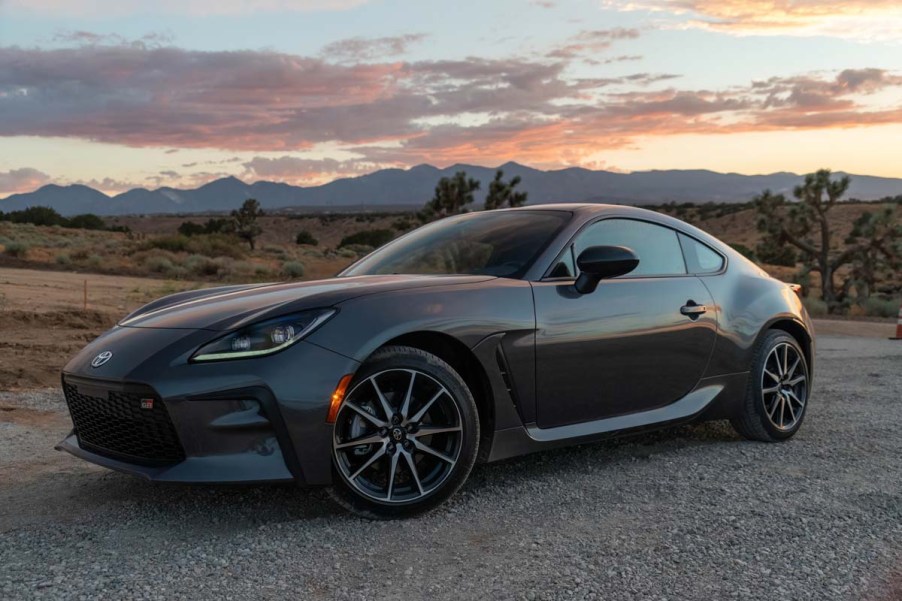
[[329, 346, 479, 519], [731, 330, 810, 442]]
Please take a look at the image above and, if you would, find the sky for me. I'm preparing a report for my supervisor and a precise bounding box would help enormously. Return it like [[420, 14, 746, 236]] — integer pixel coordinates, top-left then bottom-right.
[[1, 0, 902, 197]]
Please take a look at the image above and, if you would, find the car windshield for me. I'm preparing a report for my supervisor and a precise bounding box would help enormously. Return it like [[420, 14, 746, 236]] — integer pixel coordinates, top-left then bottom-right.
[[341, 210, 571, 279]]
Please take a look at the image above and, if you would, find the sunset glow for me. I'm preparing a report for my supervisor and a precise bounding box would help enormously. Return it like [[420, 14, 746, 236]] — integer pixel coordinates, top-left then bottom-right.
[[1, 0, 901, 196]]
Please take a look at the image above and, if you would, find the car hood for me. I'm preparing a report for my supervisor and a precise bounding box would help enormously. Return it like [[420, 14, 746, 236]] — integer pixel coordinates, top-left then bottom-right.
[[119, 274, 495, 331]]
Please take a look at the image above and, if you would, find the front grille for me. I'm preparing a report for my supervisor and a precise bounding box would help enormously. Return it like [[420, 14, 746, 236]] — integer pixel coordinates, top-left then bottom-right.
[[63, 379, 185, 465]]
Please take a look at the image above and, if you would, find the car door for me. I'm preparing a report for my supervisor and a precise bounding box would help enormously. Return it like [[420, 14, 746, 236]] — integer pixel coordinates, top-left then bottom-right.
[[532, 218, 717, 429]]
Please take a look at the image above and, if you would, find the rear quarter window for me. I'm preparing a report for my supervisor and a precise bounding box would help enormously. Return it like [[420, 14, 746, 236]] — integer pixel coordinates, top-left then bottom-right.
[[679, 233, 725, 274]]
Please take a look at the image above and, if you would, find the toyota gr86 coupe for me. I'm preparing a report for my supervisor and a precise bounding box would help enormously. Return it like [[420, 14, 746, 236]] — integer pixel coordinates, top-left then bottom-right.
[[58, 204, 814, 518]]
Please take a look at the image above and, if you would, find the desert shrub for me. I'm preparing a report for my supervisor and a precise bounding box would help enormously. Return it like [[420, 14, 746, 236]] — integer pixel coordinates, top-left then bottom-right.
[[226, 261, 257, 278], [802, 297, 828, 317], [145, 255, 175, 274], [255, 265, 273, 277], [295, 230, 318, 246], [146, 235, 190, 253], [729, 243, 756, 261], [1, 206, 66, 227], [185, 254, 222, 277], [756, 243, 796, 267], [186, 234, 245, 259], [338, 229, 393, 249], [202, 218, 231, 234], [70, 247, 90, 261], [3, 241, 29, 258], [178, 221, 206, 237], [55, 253, 72, 267], [338, 247, 360, 258], [86, 254, 103, 269], [262, 244, 287, 257], [67, 214, 106, 230], [0, 207, 111, 230], [144, 234, 245, 259], [392, 217, 414, 231], [178, 219, 231, 237], [863, 296, 900, 318], [281, 260, 305, 278]]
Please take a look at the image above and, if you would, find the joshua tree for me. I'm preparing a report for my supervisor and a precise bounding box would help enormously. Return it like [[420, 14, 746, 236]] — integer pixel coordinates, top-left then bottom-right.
[[842, 206, 902, 301], [755, 169, 900, 311], [484, 169, 528, 210], [231, 198, 264, 250], [422, 171, 480, 220]]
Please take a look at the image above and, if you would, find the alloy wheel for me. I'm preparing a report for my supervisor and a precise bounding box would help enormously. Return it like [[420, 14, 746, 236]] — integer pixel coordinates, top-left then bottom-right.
[[760, 342, 808, 431], [332, 368, 463, 504]]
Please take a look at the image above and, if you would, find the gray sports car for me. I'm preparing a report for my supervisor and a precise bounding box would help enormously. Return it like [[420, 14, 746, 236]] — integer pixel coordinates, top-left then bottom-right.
[[58, 204, 813, 518]]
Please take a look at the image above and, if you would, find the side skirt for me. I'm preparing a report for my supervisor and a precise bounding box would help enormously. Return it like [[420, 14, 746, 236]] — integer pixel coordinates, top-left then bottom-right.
[[484, 372, 748, 462]]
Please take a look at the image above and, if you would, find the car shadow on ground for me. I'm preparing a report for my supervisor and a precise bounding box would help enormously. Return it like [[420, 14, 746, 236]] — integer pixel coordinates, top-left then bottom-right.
[[466, 419, 740, 488], [4, 420, 740, 532]]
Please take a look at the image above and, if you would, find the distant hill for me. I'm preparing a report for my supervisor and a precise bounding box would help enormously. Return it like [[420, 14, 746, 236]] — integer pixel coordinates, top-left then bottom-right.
[[2, 162, 901, 216]]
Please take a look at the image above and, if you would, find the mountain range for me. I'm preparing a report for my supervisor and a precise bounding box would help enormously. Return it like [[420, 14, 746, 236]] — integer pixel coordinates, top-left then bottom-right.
[[2, 162, 901, 216]]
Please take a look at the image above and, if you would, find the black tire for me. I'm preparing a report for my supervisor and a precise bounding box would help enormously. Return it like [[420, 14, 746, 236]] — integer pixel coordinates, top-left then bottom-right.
[[328, 346, 479, 519], [731, 330, 810, 442]]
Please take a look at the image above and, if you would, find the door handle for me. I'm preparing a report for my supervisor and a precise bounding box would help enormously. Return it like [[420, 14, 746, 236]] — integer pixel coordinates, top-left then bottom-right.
[[680, 302, 708, 317]]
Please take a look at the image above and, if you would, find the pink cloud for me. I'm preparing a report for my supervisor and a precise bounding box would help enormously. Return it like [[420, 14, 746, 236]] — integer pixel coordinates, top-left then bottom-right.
[[1, 40, 900, 172], [0, 168, 51, 195]]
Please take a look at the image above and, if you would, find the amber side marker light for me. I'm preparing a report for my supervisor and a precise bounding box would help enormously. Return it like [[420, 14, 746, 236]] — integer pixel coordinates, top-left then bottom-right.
[[326, 374, 354, 423], [788, 283, 803, 299]]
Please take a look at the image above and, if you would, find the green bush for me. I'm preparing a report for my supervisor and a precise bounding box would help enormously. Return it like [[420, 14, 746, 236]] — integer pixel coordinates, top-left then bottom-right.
[[755, 243, 796, 267], [295, 230, 318, 246], [185, 254, 221, 277], [802, 297, 828, 317], [67, 214, 107, 230], [338, 228, 394, 249], [178, 221, 206, 237], [281, 260, 305, 278], [144, 255, 175, 274], [1, 206, 66, 227], [729, 243, 756, 261], [0, 207, 110, 230], [144, 234, 244, 259], [863, 296, 900, 318], [55, 253, 72, 267], [146, 235, 190, 253], [3, 241, 29, 258], [70, 247, 90, 262], [186, 234, 245, 259]]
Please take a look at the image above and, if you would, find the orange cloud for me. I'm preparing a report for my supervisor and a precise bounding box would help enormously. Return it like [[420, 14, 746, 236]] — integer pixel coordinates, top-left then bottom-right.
[[1, 40, 901, 175], [606, 0, 902, 40]]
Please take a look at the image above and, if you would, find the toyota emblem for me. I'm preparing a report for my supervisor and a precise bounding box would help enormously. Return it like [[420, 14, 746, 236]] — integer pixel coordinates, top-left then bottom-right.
[[91, 351, 113, 368]]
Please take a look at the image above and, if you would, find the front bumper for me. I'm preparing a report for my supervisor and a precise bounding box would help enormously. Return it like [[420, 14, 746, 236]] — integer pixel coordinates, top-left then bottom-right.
[[58, 326, 360, 486]]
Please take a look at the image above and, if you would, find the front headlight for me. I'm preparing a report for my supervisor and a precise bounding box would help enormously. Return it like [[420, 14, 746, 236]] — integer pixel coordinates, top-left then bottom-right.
[[191, 309, 336, 362]]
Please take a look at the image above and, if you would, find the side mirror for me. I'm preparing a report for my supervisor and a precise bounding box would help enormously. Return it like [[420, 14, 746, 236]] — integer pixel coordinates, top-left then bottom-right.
[[574, 245, 639, 294]]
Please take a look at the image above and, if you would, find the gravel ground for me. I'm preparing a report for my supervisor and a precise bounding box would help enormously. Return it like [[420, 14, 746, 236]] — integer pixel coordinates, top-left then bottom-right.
[[1, 335, 900, 601]]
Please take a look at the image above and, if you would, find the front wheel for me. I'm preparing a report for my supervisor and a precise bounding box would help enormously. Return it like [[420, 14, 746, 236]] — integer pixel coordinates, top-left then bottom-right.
[[328, 346, 479, 519], [731, 330, 810, 442]]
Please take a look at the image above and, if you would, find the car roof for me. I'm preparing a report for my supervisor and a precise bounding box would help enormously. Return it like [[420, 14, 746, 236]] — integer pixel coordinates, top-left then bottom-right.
[[510, 202, 655, 216], [501, 202, 747, 280]]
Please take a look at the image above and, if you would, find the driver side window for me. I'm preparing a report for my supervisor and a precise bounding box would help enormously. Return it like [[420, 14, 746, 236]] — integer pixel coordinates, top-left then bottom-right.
[[573, 219, 686, 277]]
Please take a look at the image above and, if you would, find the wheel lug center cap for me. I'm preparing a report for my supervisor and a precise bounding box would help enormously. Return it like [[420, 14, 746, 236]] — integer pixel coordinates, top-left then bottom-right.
[[391, 427, 405, 442]]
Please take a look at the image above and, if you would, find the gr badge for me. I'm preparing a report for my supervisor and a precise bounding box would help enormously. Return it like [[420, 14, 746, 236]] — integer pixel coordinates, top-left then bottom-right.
[[140, 399, 154, 410]]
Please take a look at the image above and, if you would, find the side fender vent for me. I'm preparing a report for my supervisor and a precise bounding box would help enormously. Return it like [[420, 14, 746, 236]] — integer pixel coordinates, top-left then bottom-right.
[[495, 346, 518, 408]]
